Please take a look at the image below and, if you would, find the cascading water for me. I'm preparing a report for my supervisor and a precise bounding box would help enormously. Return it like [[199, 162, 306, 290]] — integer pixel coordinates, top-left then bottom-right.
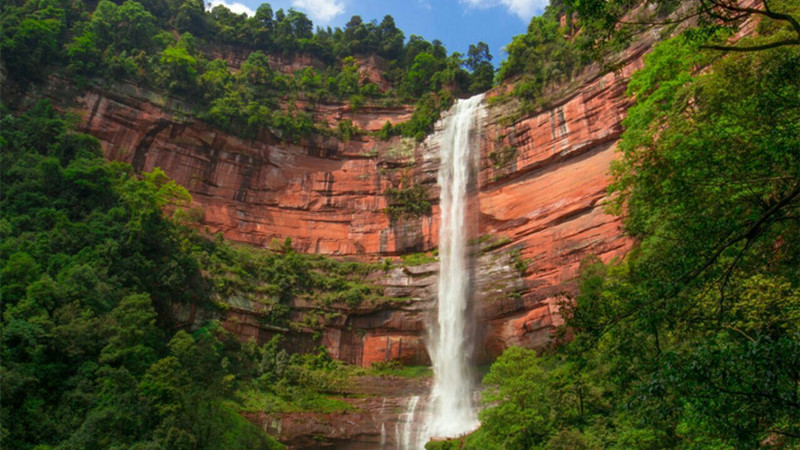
[[404, 94, 485, 448], [399, 395, 421, 448]]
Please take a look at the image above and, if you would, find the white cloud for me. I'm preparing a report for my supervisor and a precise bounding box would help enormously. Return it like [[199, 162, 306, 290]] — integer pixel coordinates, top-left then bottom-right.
[[461, 0, 548, 20], [206, 0, 255, 16], [291, 0, 345, 24]]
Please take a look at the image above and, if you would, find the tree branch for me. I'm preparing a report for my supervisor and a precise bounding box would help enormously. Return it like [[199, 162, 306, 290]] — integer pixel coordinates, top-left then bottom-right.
[[687, 182, 800, 281], [707, 379, 800, 409], [717, 237, 753, 326], [705, 0, 800, 39], [724, 325, 756, 343], [701, 38, 800, 51], [587, 182, 800, 345]]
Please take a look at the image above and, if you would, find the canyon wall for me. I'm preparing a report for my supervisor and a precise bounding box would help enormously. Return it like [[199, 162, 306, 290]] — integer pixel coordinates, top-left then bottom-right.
[[69, 81, 436, 257], [31, 32, 661, 365], [473, 37, 652, 355], [471, 0, 760, 353]]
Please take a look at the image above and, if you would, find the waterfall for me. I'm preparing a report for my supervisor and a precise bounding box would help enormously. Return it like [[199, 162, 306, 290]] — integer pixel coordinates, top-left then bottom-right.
[[380, 398, 387, 449], [396, 94, 484, 450], [425, 94, 486, 446], [398, 395, 420, 449]]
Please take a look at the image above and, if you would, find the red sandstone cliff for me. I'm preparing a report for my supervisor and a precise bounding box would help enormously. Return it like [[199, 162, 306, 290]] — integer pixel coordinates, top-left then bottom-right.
[[69, 81, 438, 257], [26, 29, 654, 367], [470, 0, 762, 354], [472, 40, 649, 355]]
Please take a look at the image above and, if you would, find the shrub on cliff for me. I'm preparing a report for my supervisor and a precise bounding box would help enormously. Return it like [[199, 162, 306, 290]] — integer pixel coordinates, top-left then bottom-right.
[[2, 0, 497, 143], [395, 90, 455, 141], [384, 184, 433, 221]]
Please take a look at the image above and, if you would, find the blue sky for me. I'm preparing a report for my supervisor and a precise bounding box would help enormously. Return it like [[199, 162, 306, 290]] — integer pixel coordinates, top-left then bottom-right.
[[206, 0, 550, 64]]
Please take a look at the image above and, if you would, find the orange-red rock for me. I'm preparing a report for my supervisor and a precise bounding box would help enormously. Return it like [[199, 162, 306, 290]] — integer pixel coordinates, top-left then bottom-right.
[[35, 35, 652, 365], [473, 37, 653, 355], [68, 82, 438, 257]]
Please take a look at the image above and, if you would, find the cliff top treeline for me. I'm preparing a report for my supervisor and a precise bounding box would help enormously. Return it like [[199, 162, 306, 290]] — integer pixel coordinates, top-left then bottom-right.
[[0, 0, 647, 143], [1, 0, 495, 140]]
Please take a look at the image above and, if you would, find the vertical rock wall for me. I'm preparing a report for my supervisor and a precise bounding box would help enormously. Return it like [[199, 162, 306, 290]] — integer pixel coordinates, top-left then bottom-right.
[[33, 35, 660, 363]]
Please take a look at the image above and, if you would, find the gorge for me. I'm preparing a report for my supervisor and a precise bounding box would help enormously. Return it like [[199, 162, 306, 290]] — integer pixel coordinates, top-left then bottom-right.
[[3, 30, 641, 447], [5, 34, 638, 448], [4, 0, 798, 448]]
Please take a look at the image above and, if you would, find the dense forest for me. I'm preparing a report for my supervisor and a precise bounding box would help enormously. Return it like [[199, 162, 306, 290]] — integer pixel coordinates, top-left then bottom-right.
[[0, 100, 422, 448], [2, 0, 799, 448]]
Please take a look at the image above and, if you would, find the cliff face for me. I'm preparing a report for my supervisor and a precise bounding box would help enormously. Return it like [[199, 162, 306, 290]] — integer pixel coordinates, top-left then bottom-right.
[[71, 82, 439, 257], [33, 34, 654, 365], [473, 37, 652, 355]]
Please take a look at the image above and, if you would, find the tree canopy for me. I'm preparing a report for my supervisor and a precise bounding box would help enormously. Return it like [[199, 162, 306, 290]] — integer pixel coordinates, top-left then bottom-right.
[[2, 0, 497, 143]]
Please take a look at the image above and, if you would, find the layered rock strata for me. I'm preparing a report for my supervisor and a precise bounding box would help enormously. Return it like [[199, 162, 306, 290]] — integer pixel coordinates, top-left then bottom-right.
[[33, 33, 651, 363], [243, 375, 430, 449], [473, 41, 650, 353], [68, 81, 438, 257]]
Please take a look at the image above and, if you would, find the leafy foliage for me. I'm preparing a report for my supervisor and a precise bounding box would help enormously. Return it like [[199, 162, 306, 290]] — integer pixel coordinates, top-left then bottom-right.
[[394, 90, 456, 141], [384, 184, 433, 222], [0, 102, 390, 449], [1, 0, 497, 142], [572, 0, 800, 55], [495, 2, 595, 112]]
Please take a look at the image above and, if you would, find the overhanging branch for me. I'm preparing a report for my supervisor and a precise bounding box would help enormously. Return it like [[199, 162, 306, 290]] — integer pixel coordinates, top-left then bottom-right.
[[701, 38, 800, 51]]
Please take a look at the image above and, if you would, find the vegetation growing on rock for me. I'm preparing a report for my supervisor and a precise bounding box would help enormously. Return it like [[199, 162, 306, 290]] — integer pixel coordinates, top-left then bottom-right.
[[0, 103, 396, 448], [1, 0, 495, 142], [384, 184, 433, 222]]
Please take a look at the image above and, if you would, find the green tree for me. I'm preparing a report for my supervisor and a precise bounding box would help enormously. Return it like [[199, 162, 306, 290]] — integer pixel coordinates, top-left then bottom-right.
[[157, 34, 199, 93], [87, 0, 119, 50], [174, 0, 207, 35], [478, 347, 554, 449], [498, 8, 586, 104], [466, 42, 494, 93], [210, 4, 249, 44], [99, 293, 162, 375], [251, 3, 275, 48], [378, 15, 404, 59], [67, 31, 103, 75], [343, 15, 369, 53], [404, 52, 438, 97], [113, 0, 157, 52], [0, 2, 65, 80], [332, 56, 360, 97], [198, 58, 233, 101], [241, 51, 275, 87]]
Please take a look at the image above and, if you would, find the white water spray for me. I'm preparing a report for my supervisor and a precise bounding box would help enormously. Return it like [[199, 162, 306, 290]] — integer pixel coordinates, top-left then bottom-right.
[[398, 395, 421, 448], [425, 94, 485, 443]]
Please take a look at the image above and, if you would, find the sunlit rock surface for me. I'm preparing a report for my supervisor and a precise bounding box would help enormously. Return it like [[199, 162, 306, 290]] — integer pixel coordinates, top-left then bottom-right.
[[31, 38, 654, 367]]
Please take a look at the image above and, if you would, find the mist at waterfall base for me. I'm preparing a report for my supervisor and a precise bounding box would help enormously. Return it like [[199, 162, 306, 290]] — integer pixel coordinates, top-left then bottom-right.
[[400, 94, 485, 449]]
